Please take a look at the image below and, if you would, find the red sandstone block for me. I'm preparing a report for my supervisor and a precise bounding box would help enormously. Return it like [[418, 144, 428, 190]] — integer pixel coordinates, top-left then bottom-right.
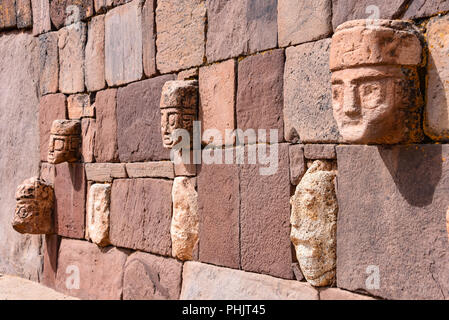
[[41, 235, 60, 289], [403, 0, 449, 19], [16, 0, 33, 29], [50, 0, 94, 29], [289, 144, 305, 185], [142, 0, 156, 77], [109, 178, 173, 256], [94, 88, 119, 162], [0, 0, 17, 29]]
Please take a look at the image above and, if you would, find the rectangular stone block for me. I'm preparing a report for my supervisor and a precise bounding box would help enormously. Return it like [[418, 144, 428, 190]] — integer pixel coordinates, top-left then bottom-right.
[[198, 162, 240, 269], [284, 39, 340, 143], [240, 144, 293, 279], [424, 15, 449, 141], [105, 0, 143, 86], [16, 0, 33, 28], [304, 144, 336, 160], [40, 163, 56, 185], [320, 288, 375, 300], [116, 75, 173, 162], [155, 0, 206, 73], [206, 0, 277, 63], [41, 235, 60, 289], [278, 0, 331, 47], [67, 94, 94, 119], [39, 32, 59, 96], [126, 162, 174, 179], [55, 238, 129, 300], [85, 14, 106, 92], [58, 22, 87, 94], [81, 118, 96, 163], [181, 262, 319, 300], [403, 0, 449, 19], [110, 178, 173, 256], [39, 94, 67, 162], [336, 145, 449, 300], [94, 89, 119, 162], [49, 0, 94, 29], [0, 0, 17, 29], [199, 59, 236, 146], [237, 49, 284, 143], [54, 163, 86, 239], [289, 144, 305, 185], [85, 163, 127, 182], [32, 0, 52, 35], [142, 0, 156, 77], [123, 251, 182, 300]]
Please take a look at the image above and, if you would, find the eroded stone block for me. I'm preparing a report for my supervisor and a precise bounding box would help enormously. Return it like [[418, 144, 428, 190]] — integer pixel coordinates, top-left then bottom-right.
[[68, 94, 94, 119], [86, 183, 111, 247], [290, 160, 338, 287], [304, 144, 336, 160], [81, 118, 96, 163], [85, 14, 106, 92], [50, 0, 94, 29], [126, 162, 174, 179], [48, 120, 81, 164], [85, 163, 127, 182], [171, 177, 199, 261], [0, 0, 17, 29], [142, 0, 156, 77], [330, 20, 423, 144], [12, 177, 54, 235], [32, 0, 52, 35], [39, 32, 59, 96], [289, 144, 305, 185], [403, 0, 449, 19], [16, 0, 33, 28], [94, 89, 118, 162]]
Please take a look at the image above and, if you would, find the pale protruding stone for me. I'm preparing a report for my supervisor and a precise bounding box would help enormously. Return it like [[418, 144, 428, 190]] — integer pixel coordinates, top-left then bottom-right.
[[171, 177, 199, 261], [290, 160, 338, 287], [12, 177, 54, 235], [39, 32, 59, 96], [32, 0, 52, 35], [85, 15, 106, 92], [156, 0, 206, 73], [85, 163, 127, 182], [180, 262, 319, 300], [126, 162, 174, 179], [424, 15, 449, 141], [58, 22, 87, 94], [86, 184, 111, 247], [105, 0, 143, 86], [48, 120, 81, 164], [68, 94, 94, 119]]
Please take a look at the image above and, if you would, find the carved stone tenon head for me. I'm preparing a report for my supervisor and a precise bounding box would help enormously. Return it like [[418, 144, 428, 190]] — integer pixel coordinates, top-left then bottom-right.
[[47, 119, 81, 164]]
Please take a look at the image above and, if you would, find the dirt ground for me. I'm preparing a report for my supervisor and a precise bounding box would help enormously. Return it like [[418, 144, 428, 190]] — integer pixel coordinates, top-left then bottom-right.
[[0, 274, 77, 300]]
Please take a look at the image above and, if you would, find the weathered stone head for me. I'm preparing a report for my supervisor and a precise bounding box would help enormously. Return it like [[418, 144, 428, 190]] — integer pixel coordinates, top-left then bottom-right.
[[160, 80, 198, 148], [290, 160, 337, 286], [13, 177, 54, 234], [330, 20, 424, 144], [48, 119, 81, 164]]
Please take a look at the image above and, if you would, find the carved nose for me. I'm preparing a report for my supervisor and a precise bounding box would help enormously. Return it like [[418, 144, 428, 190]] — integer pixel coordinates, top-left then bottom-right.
[[343, 86, 360, 116]]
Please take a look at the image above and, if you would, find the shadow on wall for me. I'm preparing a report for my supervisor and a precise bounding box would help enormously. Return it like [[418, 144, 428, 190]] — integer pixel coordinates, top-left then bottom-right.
[[377, 144, 442, 207]]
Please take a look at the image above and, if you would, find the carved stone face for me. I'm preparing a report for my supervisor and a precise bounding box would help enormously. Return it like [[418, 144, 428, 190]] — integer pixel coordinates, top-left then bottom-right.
[[161, 108, 194, 148], [331, 66, 411, 144], [13, 177, 54, 235], [47, 120, 81, 164]]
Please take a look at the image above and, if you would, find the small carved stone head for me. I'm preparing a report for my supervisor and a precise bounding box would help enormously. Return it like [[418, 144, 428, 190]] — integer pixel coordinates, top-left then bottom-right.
[[48, 120, 81, 164], [330, 20, 424, 144], [12, 177, 54, 234], [160, 80, 198, 148]]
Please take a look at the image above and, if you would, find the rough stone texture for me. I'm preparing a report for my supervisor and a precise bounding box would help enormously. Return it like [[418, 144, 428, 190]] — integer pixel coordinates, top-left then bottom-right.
[[40, 163, 56, 186], [424, 15, 449, 141], [142, 0, 156, 77], [198, 162, 240, 269], [81, 118, 96, 163], [105, 0, 143, 86], [48, 120, 81, 164], [199, 60, 236, 146], [206, 0, 278, 63], [171, 177, 199, 261], [126, 162, 174, 179], [289, 144, 305, 185], [292, 262, 304, 281], [284, 39, 340, 143], [291, 160, 337, 287], [240, 144, 293, 279], [41, 234, 60, 289], [67, 94, 94, 119], [336, 145, 449, 300], [123, 251, 182, 300], [49, 0, 94, 29], [178, 68, 198, 80], [403, 0, 449, 19], [0, 0, 17, 29], [85, 163, 127, 182], [181, 262, 319, 300], [117, 75, 174, 162], [55, 238, 128, 300], [304, 144, 336, 160], [278, 0, 332, 47], [110, 178, 173, 255], [39, 32, 59, 96], [0, 21, 41, 282], [13, 177, 54, 235], [332, 0, 409, 30], [85, 14, 106, 92], [58, 22, 87, 94], [155, 0, 206, 73], [54, 163, 86, 239], [86, 183, 111, 247], [39, 95, 67, 162], [32, 0, 52, 35], [16, 0, 33, 29], [94, 89, 119, 162], [320, 288, 375, 300], [237, 49, 284, 143], [94, 0, 133, 12]]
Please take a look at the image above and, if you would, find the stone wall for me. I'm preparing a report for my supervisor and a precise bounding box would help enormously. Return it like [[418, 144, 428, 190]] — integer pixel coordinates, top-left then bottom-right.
[[1, 0, 449, 299]]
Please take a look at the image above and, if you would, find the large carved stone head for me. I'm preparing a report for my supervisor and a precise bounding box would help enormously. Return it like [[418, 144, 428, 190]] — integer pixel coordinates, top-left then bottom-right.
[[160, 80, 198, 148], [330, 20, 423, 144], [12, 177, 54, 234], [48, 120, 81, 164]]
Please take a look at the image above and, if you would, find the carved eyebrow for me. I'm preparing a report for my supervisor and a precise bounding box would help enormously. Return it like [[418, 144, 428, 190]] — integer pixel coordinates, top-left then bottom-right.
[[331, 79, 344, 85], [351, 75, 395, 84]]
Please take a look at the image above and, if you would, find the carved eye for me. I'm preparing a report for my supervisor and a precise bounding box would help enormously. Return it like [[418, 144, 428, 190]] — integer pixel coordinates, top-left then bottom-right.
[[169, 114, 177, 126], [331, 85, 343, 110], [359, 81, 385, 109]]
